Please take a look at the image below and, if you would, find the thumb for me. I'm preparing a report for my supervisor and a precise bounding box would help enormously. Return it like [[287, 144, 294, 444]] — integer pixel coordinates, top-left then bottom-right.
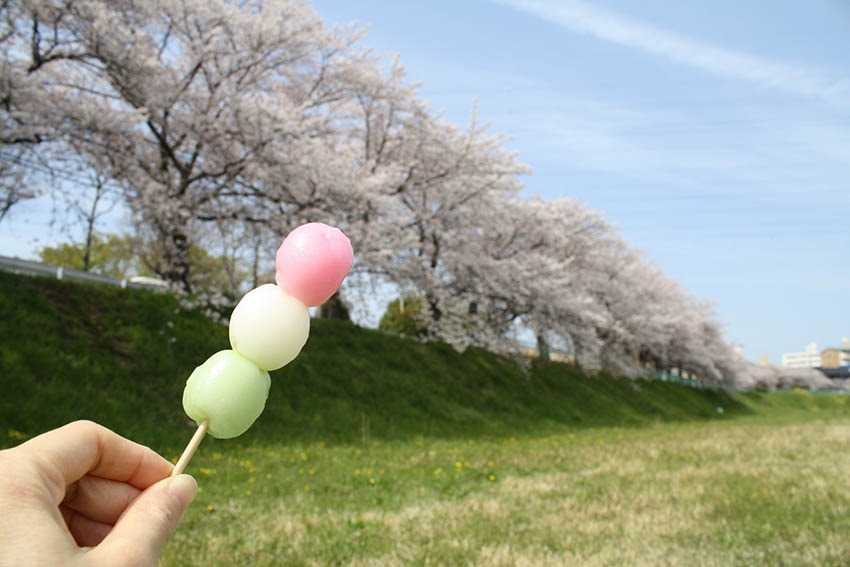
[[96, 474, 197, 566]]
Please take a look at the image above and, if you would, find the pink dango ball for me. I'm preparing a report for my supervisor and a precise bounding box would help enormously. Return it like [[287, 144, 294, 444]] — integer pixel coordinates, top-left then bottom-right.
[[275, 223, 353, 307]]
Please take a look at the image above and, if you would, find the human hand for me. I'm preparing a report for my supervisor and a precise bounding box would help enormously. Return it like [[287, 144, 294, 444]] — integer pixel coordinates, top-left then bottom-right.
[[0, 420, 197, 566]]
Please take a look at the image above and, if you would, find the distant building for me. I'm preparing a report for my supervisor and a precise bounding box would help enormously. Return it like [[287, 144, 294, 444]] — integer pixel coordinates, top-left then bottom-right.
[[781, 342, 821, 368], [821, 348, 850, 369]]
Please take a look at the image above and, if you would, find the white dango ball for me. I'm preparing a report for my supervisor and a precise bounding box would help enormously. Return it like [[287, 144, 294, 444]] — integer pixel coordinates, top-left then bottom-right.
[[182, 350, 271, 439], [228, 283, 310, 371]]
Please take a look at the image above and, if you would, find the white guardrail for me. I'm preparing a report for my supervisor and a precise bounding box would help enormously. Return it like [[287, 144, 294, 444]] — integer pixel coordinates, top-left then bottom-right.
[[0, 255, 169, 291]]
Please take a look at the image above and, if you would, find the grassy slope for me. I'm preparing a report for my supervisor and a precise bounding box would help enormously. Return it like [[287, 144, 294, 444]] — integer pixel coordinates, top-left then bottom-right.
[[0, 269, 786, 452]]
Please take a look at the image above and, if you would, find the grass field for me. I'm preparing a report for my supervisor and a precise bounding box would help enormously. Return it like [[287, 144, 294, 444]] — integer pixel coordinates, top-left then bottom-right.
[[159, 394, 850, 566], [3, 272, 850, 565]]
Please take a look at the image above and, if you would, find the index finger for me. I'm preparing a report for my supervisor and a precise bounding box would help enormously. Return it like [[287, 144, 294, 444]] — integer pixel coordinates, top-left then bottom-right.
[[16, 421, 173, 504]]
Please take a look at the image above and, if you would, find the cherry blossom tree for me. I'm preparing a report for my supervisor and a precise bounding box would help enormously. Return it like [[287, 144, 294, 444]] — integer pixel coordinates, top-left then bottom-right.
[[0, 0, 79, 219], [437, 195, 611, 355], [2, 0, 390, 291], [739, 364, 846, 391], [372, 113, 530, 345]]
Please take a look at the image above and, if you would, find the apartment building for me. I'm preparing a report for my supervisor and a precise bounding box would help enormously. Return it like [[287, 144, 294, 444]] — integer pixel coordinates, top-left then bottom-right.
[[821, 348, 850, 368], [781, 342, 822, 368]]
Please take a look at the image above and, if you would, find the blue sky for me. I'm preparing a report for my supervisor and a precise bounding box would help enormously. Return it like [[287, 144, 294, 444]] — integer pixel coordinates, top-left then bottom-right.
[[1, 0, 848, 364]]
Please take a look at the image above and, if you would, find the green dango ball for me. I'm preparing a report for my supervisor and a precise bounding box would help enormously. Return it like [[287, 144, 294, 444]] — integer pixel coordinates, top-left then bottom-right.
[[182, 350, 271, 439]]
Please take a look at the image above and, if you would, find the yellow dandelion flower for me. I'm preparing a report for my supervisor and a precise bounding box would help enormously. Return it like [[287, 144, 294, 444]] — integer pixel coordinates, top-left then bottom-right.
[[488, 474, 497, 482], [206, 504, 215, 512], [299, 452, 308, 461], [7, 429, 28, 441], [369, 478, 376, 485]]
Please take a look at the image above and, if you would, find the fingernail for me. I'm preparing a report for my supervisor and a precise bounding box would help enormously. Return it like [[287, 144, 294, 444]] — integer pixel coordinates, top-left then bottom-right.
[[167, 474, 198, 509]]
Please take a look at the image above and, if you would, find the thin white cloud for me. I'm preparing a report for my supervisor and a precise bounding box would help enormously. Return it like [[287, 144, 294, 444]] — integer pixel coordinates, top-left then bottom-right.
[[493, 0, 849, 106]]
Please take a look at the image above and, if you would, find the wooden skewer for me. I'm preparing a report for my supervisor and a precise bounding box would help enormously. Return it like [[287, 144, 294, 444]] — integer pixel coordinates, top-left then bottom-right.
[[171, 420, 209, 477]]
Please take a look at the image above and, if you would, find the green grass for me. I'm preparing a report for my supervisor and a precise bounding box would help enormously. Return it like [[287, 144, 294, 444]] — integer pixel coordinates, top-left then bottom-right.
[[3, 271, 850, 565]]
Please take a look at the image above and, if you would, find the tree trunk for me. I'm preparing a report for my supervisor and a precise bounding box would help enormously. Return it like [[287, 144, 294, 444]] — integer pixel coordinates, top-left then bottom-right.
[[319, 292, 350, 320], [536, 334, 550, 361], [81, 179, 107, 272], [164, 227, 192, 293], [426, 292, 442, 322]]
